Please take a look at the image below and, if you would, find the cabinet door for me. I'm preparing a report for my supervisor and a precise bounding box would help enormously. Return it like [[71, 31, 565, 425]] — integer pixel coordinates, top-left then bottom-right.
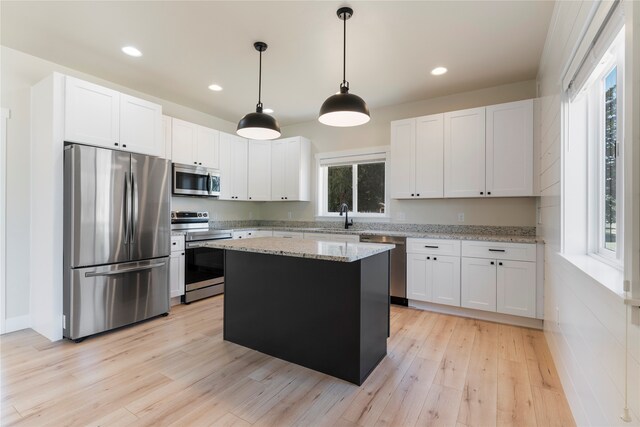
[[120, 94, 162, 156], [497, 260, 536, 318], [231, 138, 248, 200], [284, 138, 301, 199], [248, 140, 272, 201], [415, 114, 444, 198], [161, 115, 172, 160], [461, 257, 496, 311], [390, 119, 416, 199], [171, 118, 197, 165], [486, 99, 533, 197], [169, 251, 185, 298], [196, 126, 220, 169], [444, 107, 486, 198], [431, 255, 461, 307], [407, 253, 431, 302], [271, 140, 286, 200], [64, 76, 120, 148]]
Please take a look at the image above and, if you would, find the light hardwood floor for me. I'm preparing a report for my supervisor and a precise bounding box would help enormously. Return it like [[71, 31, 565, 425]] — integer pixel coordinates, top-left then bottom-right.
[[1, 296, 575, 426]]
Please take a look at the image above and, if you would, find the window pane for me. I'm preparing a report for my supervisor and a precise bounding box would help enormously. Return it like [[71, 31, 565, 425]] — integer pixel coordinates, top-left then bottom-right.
[[357, 162, 385, 213], [327, 165, 352, 212], [604, 67, 617, 251]]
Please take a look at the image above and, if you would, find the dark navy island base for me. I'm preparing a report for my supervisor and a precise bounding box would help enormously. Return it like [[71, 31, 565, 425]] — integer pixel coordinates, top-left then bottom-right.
[[223, 250, 390, 385]]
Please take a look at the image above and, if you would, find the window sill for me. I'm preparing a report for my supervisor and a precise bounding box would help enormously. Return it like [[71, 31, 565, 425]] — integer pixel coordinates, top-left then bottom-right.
[[559, 253, 626, 299]]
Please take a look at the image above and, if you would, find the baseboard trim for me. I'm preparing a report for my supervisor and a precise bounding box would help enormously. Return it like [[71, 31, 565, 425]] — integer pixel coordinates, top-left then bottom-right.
[[408, 300, 543, 329], [3, 314, 31, 334]]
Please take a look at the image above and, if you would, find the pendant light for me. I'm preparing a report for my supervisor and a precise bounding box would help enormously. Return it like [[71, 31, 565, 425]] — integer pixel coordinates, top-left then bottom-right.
[[318, 7, 370, 127], [237, 41, 281, 140]]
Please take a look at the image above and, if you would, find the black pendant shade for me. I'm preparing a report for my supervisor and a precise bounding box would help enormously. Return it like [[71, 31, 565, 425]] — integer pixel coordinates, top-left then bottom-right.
[[237, 42, 281, 140], [318, 7, 370, 127]]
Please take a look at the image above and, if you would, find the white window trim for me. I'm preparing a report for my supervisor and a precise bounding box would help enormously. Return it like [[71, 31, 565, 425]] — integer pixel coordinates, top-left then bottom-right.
[[585, 30, 624, 268], [316, 146, 390, 219]]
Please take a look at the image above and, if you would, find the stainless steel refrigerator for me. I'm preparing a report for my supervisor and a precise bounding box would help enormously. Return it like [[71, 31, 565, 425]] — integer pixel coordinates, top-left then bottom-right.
[[63, 144, 171, 341]]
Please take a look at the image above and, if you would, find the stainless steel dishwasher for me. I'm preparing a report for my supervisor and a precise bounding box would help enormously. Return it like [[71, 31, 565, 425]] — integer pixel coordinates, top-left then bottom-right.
[[359, 234, 407, 306]]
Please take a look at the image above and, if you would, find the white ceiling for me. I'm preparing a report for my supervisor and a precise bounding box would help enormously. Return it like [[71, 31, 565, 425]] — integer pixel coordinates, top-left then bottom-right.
[[1, 1, 554, 126]]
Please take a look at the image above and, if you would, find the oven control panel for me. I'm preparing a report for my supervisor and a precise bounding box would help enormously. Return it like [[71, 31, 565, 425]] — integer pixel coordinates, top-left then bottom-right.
[[171, 211, 209, 223]]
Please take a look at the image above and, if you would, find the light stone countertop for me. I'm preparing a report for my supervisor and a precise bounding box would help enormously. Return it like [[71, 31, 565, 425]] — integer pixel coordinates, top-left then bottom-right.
[[225, 227, 542, 244], [202, 237, 395, 262]]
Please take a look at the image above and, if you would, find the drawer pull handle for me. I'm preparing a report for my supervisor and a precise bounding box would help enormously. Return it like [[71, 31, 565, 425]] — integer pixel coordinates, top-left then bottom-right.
[[424, 245, 439, 249], [488, 249, 506, 252]]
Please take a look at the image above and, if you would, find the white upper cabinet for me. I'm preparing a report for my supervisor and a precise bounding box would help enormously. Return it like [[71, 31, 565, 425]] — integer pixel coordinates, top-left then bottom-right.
[[271, 137, 310, 201], [390, 114, 443, 199], [171, 118, 219, 168], [119, 94, 162, 156], [415, 114, 444, 198], [444, 107, 486, 198], [219, 132, 248, 200], [390, 118, 416, 199], [196, 126, 220, 169], [160, 115, 172, 160], [485, 99, 534, 197], [171, 118, 197, 165], [64, 76, 163, 156], [248, 140, 272, 201], [64, 76, 120, 148]]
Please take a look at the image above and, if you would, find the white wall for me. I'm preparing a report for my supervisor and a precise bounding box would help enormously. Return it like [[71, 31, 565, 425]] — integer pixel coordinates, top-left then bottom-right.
[[264, 80, 538, 226], [537, 1, 640, 425]]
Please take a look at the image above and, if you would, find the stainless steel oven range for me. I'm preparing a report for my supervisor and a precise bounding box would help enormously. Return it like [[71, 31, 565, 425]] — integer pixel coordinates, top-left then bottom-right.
[[171, 211, 232, 303]]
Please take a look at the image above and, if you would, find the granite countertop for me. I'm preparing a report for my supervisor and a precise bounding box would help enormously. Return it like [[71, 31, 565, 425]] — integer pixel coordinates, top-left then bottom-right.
[[226, 226, 542, 244], [202, 237, 395, 262]]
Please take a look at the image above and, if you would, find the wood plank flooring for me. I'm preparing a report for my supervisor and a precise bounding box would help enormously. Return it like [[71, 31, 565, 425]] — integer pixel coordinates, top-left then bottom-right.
[[1, 296, 575, 426]]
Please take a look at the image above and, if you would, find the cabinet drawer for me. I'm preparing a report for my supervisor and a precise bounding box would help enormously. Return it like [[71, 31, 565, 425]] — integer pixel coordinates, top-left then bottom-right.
[[171, 235, 185, 251], [461, 241, 535, 262], [407, 238, 460, 256]]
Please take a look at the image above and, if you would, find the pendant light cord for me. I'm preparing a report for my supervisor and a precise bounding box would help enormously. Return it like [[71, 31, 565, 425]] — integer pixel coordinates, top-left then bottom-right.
[[342, 14, 347, 87], [257, 49, 263, 109]]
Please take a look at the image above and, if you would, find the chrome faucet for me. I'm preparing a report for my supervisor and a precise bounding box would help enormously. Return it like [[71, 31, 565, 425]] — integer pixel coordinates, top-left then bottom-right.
[[339, 203, 353, 229]]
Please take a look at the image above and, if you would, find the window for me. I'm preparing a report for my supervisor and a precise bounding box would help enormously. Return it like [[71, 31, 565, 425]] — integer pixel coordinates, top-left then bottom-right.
[[563, 25, 624, 267], [317, 149, 388, 217]]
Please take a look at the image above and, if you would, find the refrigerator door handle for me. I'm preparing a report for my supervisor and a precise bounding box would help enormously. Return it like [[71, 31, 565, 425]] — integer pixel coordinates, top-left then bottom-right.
[[124, 171, 131, 244], [131, 172, 139, 244], [84, 261, 166, 278]]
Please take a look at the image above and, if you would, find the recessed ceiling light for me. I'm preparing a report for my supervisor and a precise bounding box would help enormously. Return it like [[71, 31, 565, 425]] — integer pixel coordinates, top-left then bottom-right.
[[121, 46, 142, 57], [208, 84, 223, 91], [431, 67, 447, 76], [263, 108, 274, 114]]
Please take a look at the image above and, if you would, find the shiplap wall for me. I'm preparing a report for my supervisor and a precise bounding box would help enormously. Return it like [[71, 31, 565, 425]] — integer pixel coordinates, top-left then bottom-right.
[[537, 1, 639, 425]]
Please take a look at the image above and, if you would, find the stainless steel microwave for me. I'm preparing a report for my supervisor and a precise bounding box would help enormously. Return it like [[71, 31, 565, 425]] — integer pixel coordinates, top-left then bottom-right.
[[172, 164, 220, 197]]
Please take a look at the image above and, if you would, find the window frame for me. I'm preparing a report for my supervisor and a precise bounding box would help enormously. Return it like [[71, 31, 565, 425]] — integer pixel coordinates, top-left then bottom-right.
[[316, 147, 390, 219], [584, 30, 625, 266]]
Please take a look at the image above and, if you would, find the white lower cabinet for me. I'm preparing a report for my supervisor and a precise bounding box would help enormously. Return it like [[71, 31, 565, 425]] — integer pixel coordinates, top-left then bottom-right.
[[460, 241, 537, 318], [233, 230, 274, 239], [496, 260, 536, 317], [461, 257, 497, 311], [169, 235, 185, 299], [407, 250, 460, 307]]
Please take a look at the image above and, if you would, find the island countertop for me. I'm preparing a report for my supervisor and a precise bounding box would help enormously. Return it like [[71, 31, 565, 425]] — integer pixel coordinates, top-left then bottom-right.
[[204, 237, 395, 262]]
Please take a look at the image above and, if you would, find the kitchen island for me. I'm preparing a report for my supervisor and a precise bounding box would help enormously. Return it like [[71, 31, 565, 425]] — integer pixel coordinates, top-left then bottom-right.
[[205, 237, 394, 385]]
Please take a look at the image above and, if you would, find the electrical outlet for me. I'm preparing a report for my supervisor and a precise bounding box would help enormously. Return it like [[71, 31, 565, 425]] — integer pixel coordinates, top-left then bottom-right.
[[288, 211, 292, 220], [249, 211, 253, 220], [458, 213, 465, 222], [397, 212, 406, 221], [556, 306, 560, 326]]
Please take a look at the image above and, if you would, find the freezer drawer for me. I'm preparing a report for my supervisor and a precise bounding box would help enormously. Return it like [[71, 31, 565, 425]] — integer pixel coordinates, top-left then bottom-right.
[[64, 258, 169, 340]]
